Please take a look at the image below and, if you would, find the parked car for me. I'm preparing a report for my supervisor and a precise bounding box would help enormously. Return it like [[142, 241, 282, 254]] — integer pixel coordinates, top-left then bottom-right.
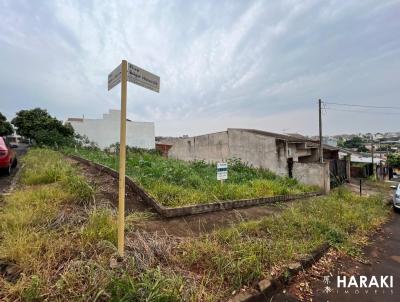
[[0, 137, 18, 175], [392, 183, 400, 211]]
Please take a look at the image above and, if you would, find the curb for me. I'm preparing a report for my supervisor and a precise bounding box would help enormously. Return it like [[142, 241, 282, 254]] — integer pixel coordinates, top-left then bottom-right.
[[68, 154, 322, 218], [228, 243, 330, 302]]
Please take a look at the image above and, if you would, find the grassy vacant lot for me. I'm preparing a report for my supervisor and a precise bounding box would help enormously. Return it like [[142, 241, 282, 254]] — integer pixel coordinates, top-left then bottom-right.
[[0, 148, 390, 301], [178, 188, 389, 296], [0, 149, 188, 301], [64, 147, 316, 207]]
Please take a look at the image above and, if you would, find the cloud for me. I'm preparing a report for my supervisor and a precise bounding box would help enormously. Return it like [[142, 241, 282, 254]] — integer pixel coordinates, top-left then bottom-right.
[[0, 0, 399, 136]]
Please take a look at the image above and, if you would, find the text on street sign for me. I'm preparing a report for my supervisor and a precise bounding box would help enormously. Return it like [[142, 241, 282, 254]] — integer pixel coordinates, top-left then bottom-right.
[[127, 63, 160, 93]]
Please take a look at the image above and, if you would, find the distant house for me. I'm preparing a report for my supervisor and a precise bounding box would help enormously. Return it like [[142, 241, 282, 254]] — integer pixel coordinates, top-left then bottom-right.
[[339, 148, 388, 179], [161, 128, 349, 193], [67, 109, 155, 149], [323, 137, 338, 147]]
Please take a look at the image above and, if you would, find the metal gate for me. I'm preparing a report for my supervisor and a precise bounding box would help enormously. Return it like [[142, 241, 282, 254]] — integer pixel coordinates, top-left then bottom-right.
[[329, 159, 347, 188]]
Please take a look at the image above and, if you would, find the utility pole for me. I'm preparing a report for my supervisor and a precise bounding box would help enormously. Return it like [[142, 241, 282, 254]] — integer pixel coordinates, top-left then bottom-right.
[[319, 99, 323, 163], [386, 144, 390, 180], [371, 141, 375, 180]]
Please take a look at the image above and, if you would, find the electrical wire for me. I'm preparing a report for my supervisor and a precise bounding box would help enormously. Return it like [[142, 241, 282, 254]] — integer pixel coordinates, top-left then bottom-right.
[[324, 107, 400, 115], [323, 101, 400, 110]]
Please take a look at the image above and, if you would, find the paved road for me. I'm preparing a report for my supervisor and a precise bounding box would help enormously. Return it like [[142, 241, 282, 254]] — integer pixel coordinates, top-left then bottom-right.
[[0, 145, 28, 193], [272, 211, 400, 302]]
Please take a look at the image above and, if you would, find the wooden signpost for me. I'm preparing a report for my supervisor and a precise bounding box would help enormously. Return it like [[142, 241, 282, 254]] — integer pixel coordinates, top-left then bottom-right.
[[108, 60, 160, 256]]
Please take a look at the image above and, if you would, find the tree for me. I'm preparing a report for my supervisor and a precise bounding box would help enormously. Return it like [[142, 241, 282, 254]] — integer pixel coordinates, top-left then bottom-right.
[[387, 153, 400, 168], [0, 112, 13, 136], [357, 145, 368, 153], [342, 136, 364, 149], [11, 108, 74, 146]]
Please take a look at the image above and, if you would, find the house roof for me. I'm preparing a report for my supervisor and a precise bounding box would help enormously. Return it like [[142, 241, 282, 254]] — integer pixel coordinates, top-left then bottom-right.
[[228, 128, 339, 151], [67, 117, 84, 122], [228, 128, 315, 143]]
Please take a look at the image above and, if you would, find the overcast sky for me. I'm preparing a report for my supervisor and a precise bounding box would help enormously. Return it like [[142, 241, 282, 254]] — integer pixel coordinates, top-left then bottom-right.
[[1, 0, 399, 136]]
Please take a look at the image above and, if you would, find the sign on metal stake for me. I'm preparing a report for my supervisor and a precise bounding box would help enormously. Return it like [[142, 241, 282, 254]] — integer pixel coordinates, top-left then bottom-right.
[[108, 60, 160, 256], [217, 162, 228, 185]]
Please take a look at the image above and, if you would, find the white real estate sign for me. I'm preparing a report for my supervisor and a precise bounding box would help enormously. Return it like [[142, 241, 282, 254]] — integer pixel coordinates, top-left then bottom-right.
[[127, 63, 160, 93], [217, 162, 228, 180], [108, 63, 122, 91]]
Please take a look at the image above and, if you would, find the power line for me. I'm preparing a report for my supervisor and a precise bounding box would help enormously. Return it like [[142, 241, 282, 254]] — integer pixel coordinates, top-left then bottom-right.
[[323, 101, 400, 110], [324, 107, 400, 115]]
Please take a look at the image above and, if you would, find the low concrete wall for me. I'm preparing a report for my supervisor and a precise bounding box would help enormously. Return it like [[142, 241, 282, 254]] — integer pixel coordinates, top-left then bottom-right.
[[292, 161, 330, 194], [69, 155, 321, 218]]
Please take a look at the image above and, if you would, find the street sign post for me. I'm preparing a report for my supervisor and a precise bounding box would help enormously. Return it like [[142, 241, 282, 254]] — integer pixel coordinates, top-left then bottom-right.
[[217, 162, 228, 185], [108, 60, 159, 257]]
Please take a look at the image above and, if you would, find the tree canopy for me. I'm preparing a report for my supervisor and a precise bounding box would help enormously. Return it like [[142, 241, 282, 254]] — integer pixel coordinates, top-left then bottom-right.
[[387, 153, 400, 168], [338, 136, 369, 152], [11, 108, 74, 146], [0, 112, 13, 136]]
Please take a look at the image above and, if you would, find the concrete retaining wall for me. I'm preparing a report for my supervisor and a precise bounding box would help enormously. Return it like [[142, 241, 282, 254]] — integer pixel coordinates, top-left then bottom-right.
[[69, 155, 321, 218]]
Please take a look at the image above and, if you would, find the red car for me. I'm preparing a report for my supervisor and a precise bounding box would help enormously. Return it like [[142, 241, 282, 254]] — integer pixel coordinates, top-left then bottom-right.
[[0, 137, 17, 175]]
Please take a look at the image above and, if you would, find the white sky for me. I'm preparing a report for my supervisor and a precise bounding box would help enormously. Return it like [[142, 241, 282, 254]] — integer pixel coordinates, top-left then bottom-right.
[[1, 0, 399, 136]]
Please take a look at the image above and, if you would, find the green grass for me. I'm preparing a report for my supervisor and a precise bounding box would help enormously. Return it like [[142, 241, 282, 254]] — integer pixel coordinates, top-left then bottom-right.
[[0, 148, 392, 301], [178, 187, 389, 293], [107, 268, 185, 302], [64, 148, 316, 207], [0, 148, 194, 302], [82, 208, 118, 246], [20, 148, 95, 206]]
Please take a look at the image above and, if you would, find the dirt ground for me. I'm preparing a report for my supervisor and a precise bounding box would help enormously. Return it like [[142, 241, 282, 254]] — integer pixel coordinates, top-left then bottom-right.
[[68, 157, 301, 237]]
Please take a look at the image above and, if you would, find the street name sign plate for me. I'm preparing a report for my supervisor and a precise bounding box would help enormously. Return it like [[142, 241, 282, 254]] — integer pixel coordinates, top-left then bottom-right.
[[217, 162, 228, 180], [108, 63, 122, 91], [127, 63, 160, 93]]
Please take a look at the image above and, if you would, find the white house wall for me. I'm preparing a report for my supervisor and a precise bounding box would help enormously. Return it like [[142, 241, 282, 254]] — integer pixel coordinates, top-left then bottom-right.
[[69, 110, 155, 149]]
